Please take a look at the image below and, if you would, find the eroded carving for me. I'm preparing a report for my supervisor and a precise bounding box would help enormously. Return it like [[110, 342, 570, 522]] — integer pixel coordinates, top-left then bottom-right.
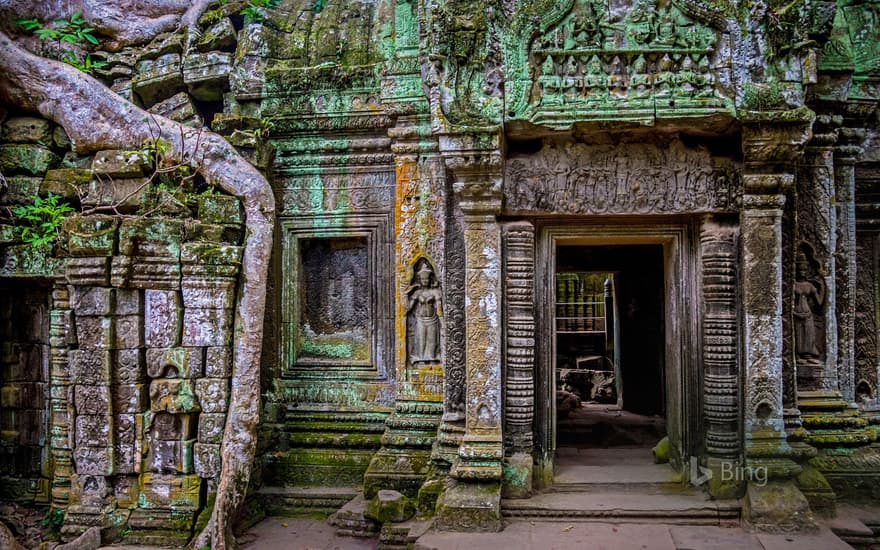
[[406, 259, 442, 364], [520, 0, 731, 121], [856, 234, 878, 401], [505, 140, 741, 215], [794, 244, 826, 376]]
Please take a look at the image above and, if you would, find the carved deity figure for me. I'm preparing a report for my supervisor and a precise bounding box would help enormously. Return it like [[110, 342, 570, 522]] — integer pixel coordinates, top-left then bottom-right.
[[793, 251, 825, 364], [406, 260, 442, 363], [624, 0, 657, 45]]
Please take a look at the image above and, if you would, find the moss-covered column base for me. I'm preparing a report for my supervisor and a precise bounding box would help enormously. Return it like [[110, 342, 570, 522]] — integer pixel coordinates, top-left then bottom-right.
[[418, 414, 465, 514], [703, 457, 744, 500], [363, 400, 443, 500], [797, 390, 880, 502], [502, 453, 533, 499], [795, 464, 836, 518], [435, 481, 502, 532], [743, 480, 814, 532], [799, 391, 872, 447]]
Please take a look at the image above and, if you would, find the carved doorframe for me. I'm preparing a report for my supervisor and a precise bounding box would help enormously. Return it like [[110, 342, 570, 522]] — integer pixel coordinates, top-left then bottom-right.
[[532, 219, 700, 478]]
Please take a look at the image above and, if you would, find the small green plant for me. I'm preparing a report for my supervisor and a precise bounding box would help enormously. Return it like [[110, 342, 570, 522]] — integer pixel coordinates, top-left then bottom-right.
[[240, 0, 281, 22], [126, 137, 174, 166], [61, 50, 107, 73], [16, 11, 107, 74], [12, 193, 74, 247], [11, 193, 75, 247], [40, 507, 65, 531], [243, 116, 275, 139]]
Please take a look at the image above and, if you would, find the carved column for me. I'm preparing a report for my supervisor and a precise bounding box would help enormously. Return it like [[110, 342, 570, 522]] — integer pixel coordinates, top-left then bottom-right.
[[804, 112, 880, 503], [436, 132, 504, 531], [364, 114, 445, 501], [699, 216, 741, 498], [740, 118, 814, 530], [49, 283, 73, 510], [795, 125, 839, 392], [856, 165, 880, 401], [789, 117, 842, 515], [501, 221, 535, 498], [834, 127, 865, 402]]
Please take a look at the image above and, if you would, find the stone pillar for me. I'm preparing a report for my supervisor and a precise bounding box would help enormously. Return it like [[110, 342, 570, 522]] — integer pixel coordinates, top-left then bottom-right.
[[834, 128, 864, 402], [699, 216, 741, 498], [49, 283, 73, 510], [501, 221, 535, 498], [789, 119, 841, 515], [795, 131, 838, 392], [740, 118, 813, 531], [364, 114, 446, 502], [436, 132, 504, 531], [855, 229, 880, 400], [803, 116, 880, 503]]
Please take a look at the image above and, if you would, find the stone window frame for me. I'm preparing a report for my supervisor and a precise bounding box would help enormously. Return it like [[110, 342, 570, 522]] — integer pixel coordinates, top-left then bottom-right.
[[280, 213, 392, 380]]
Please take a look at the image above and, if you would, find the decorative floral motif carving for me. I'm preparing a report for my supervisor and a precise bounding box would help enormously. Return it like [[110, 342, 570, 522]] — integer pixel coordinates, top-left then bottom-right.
[[855, 235, 878, 401], [445, 205, 466, 413]]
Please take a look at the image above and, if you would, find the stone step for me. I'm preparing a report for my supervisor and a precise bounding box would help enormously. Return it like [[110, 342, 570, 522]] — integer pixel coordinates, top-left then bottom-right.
[[550, 461, 687, 494], [826, 504, 880, 549], [502, 492, 740, 525], [548, 480, 689, 494], [256, 486, 360, 517]]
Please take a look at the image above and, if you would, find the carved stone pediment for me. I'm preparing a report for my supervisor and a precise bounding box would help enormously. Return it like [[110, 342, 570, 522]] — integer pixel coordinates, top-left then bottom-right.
[[505, 0, 734, 128]]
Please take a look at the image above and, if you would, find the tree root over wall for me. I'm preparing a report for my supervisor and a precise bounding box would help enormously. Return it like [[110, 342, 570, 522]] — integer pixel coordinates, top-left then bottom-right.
[[0, 17, 274, 548]]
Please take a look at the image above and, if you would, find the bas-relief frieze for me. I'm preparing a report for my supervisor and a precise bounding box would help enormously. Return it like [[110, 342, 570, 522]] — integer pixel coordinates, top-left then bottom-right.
[[279, 172, 395, 215], [504, 141, 741, 215], [517, 0, 732, 122]]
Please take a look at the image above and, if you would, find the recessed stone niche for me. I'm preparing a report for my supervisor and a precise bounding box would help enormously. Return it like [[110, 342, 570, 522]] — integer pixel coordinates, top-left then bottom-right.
[[297, 237, 370, 363]]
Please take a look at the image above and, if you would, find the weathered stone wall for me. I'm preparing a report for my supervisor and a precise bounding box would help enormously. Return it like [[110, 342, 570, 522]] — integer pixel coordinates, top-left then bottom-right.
[[0, 109, 244, 543], [3, 0, 880, 541]]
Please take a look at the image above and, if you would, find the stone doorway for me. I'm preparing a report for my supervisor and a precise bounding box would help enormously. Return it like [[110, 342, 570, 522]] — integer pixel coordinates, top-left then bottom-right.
[[554, 244, 668, 483], [534, 222, 698, 485]]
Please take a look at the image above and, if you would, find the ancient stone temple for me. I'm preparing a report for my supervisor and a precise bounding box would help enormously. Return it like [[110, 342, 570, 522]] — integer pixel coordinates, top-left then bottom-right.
[[3, 0, 880, 546]]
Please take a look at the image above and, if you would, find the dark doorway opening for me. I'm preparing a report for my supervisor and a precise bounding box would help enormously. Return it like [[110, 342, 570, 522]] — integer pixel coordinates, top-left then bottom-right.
[[554, 244, 666, 450], [0, 281, 50, 503]]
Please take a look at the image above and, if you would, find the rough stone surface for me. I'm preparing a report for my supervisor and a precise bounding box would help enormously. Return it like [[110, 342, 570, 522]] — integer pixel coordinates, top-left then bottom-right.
[[365, 490, 416, 524]]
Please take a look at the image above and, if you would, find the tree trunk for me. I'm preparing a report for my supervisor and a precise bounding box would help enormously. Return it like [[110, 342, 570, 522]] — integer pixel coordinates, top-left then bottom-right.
[[0, 31, 274, 550]]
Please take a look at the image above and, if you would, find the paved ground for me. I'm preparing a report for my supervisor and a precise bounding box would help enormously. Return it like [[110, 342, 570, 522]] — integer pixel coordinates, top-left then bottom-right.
[[235, 518, 855, 550]]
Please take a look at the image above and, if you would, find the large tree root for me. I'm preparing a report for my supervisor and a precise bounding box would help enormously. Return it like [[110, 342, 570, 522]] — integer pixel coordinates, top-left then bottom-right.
[[0, 31, 274, 550]]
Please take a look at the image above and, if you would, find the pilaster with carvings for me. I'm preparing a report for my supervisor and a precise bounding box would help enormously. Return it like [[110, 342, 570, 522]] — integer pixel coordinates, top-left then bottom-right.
[[740, 115, 815, 531], [435, 131, 505, 531], [363, 115, 445, 502]]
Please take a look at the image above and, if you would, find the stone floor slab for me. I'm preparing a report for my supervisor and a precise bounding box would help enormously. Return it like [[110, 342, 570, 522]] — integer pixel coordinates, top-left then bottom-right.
[[239, 517, 378, 550], [669, 525, 763, 550], [755, 527, 854, 550], [415, 521, 676, 550]]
